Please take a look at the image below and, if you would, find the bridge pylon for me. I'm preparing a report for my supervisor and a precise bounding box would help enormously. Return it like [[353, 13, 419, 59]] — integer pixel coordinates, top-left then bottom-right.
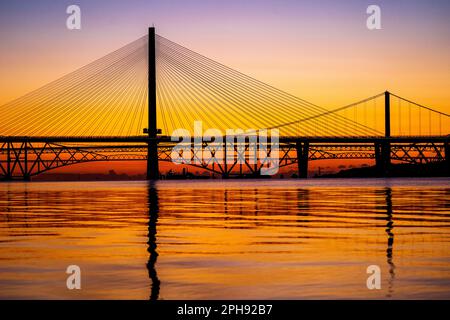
[[147, 27, 159, 180], [375, 91, 391, 177], [375, 141, 390, 177]]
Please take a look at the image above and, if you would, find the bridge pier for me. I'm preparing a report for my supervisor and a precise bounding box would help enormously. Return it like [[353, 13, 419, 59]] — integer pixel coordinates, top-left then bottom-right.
[[252, 162, 260, 177], [374, 91, 392, 177], [5, 142, 12, 181], [445, 142, 450, 175], [222, 141, 228, 178], [296, 141, 309, 178], [23, 142, 30, 181], [375, 142, 390, 177], [147, 141, 159, 180]]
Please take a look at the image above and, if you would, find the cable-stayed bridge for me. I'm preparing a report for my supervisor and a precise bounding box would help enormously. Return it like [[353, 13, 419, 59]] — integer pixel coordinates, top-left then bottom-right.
[[0, 28, 449, 180]]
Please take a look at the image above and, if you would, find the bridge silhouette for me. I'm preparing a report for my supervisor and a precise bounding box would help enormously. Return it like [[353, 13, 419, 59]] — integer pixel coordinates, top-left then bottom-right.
[[0, 28, 449, 180]]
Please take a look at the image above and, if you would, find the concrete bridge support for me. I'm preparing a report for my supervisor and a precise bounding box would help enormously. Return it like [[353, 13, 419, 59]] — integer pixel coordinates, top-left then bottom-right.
[[445, 142, 450, 175], [375, 142, 391, 177], [23, 142, 30, 181], [4, 142, 12, 181], [147, 141, 159, 180], [296, 141, 309, 178]]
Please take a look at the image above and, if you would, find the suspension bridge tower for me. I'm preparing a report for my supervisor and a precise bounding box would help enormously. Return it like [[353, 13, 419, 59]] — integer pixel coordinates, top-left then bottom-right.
[[146, 27, 159, 180]]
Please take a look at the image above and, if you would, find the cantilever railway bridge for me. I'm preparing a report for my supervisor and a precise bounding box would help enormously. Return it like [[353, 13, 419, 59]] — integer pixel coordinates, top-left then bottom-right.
[[0, 28, 449, 180]]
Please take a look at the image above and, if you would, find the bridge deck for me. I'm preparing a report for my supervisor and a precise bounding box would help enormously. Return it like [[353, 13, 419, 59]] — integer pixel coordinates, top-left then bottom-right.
[[1, 135, 448, 143]]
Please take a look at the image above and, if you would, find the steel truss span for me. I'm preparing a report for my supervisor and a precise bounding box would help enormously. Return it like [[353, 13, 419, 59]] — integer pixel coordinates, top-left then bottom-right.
[[0, 136, 448, 180]]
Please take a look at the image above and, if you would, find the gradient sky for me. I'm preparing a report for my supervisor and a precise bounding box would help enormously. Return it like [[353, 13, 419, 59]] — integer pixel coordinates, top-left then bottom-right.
[[1, 0, 450, 110]]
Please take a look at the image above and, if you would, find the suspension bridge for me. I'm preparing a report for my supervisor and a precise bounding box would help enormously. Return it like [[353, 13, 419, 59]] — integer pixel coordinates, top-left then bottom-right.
[[0, 28, 449, 180]]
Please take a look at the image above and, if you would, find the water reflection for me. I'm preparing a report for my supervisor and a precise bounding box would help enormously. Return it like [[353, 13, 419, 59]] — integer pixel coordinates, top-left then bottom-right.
[[0, 178, 449, 299], [384, 188, 396, 298], [146, 182, 160, 300]]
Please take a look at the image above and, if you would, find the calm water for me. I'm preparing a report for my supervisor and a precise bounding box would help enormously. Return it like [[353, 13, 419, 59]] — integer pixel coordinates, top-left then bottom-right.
[[0, 178, 449, 299]]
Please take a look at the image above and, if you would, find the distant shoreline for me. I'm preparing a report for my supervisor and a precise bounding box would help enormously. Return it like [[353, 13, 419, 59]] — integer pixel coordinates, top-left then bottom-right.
[[13, 160, 445, 182], [315, 161, 449, 178]]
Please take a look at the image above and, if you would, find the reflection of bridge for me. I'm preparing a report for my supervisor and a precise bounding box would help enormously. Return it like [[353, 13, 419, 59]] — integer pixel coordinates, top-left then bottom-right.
[[0, 28, 449, 180], [143, 182, 398, 299]]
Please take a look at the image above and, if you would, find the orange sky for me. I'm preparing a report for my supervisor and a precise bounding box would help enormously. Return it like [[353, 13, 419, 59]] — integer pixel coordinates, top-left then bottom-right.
[[1, 1, 449, 111]]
